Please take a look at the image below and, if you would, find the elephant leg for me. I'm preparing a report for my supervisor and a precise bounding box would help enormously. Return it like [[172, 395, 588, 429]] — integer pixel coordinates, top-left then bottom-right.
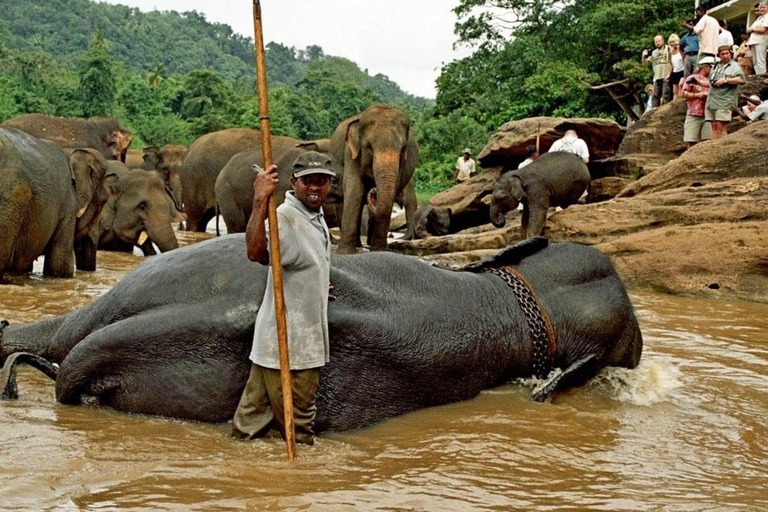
[[530, 355, 598, 403], [520, 206, 530, 239], [74, 235, 97, 271], [55, 302, 252, 422], [339, 172, 364, 254], [526, 202, 549, 238], [401, 180, 417, 240], [43, 218, 75, 278]]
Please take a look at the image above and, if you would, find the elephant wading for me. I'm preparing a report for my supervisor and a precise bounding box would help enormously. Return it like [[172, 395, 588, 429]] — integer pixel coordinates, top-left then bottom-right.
[[98, 162, 181, 255], [0, 129, 109, 281], [490, 152, 591, 238], [215, 138, 338, 233], [330, 105, 419, 253], [180, 128, 263, 232], [0, 236, 642, 432], [1, 114, 132, 162]]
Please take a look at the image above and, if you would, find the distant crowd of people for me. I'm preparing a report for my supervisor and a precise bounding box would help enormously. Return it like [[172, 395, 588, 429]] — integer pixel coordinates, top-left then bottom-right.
[[643, 3, 768, 145]]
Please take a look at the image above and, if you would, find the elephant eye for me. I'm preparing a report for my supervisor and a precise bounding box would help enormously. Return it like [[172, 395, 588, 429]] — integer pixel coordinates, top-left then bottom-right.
[[137, 201, 148, 211]]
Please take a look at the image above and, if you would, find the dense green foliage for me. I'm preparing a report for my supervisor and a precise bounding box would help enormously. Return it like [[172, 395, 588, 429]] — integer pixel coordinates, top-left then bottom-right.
[[0, 0, 694, 196]]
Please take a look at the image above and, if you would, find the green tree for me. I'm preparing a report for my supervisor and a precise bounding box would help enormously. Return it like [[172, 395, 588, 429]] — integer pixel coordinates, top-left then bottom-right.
[[178, 69, 237, 136], [77, 32, 117, 117]]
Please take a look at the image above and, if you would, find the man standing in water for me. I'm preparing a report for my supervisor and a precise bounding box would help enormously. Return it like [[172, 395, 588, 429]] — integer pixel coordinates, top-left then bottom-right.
[[232, 151, 334, 445]]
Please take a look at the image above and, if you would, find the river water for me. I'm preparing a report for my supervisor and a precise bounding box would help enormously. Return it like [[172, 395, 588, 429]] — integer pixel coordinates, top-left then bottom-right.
[[1, 231, 766, 511]]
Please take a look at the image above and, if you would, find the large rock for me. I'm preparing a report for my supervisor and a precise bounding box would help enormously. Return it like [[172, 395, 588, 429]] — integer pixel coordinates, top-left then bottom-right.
[[426, 168, 502, 232], [478, 116, 625, 169], [395, 123, 768, 301], [618, 121, 768, 197]]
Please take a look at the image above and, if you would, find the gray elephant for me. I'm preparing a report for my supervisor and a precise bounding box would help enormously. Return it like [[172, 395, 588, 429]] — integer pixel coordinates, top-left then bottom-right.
[[0, 129, 110, 281], [0, 236, 642, 431], [413, 205, 453, 239], [1, 114, 132, 162], [330, 105, 419, 253], [98, 162, 181, 255], [215, 138, 338, 233], [490, 152, 591, 238], [180, 128, 269, 232], [139, 144, 188, 210]]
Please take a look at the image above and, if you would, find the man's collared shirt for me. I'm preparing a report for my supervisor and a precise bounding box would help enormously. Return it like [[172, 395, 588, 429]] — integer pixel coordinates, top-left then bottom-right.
[[250, 191, 331, 370]]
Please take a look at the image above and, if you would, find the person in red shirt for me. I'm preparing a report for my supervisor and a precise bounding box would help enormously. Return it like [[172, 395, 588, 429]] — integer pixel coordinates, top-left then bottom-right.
[[680, 56, 714, 148]]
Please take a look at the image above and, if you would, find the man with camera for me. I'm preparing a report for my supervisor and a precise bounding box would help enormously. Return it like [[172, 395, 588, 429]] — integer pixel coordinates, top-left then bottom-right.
[[642, 35, 671, 108], [680, 56, 715, 147], [706, 45, 746, 139]]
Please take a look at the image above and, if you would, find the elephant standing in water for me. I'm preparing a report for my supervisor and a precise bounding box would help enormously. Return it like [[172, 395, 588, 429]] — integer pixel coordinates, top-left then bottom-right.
[[330, 105, 419, 253], [1, 114, 132, 162], [215, 138, 338, 233], [0, 129, 110, 281], [138, 144, 188, 210], [98, 162, 181, 255], [490, 152, 591, 239], [180, 128, 262, 232], [0, 236, 642, 432]]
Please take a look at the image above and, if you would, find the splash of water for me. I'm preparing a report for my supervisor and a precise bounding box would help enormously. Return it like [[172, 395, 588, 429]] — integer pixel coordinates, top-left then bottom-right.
[[590, 356, 683, 405]]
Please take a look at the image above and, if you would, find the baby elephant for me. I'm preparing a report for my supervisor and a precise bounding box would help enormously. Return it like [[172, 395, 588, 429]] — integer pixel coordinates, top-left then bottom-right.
[[413, 205, 452, 238], [490, 152, 590, 238]]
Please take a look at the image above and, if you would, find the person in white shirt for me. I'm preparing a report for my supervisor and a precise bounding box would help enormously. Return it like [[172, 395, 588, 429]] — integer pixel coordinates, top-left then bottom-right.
[[454, 148, 476, 182], [718, 19, 734, 47], [684, 6, 719, 58], [518, 145, 540, 169], [548, 130, 589, 164], [747, 2, 768, 75]]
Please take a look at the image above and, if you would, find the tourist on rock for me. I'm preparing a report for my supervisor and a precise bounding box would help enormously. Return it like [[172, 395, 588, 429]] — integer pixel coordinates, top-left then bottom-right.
[[548, 130, 589, 164], [517, 145, 539, 169], [680, 56, 714, 147], [684, 6, 719, 59], [746, 2, 768, 75], [736, 33, 754, 76], [454, 148, 476, 183], [667, 34, 685, 100], [706, 45, 746, 139], [735, 87, 768, 121], [718, 19, 734, 47], [642, 35, 671, 107], [680, 22, 700, 78]]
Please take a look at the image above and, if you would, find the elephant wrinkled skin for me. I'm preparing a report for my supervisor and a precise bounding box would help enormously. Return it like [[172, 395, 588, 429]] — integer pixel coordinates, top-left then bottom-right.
[[98, 162, 180, 255], [2, 114, 132, 162], [180, 128, 262, 232], [0, 236, 642, 432], [330, 105, 419, 253], [0, 129, 109, 280], [490, 152, 591, 238], [215, 138, 338, 233]]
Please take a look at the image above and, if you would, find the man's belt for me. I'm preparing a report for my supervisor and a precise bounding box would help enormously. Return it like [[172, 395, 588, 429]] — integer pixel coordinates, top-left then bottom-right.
[[686, 52, 698, 56], [483, 266, 556, 378]]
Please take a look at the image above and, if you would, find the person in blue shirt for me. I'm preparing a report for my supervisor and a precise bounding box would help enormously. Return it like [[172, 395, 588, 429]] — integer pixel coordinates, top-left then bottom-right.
[[679, 21, 701, 79]]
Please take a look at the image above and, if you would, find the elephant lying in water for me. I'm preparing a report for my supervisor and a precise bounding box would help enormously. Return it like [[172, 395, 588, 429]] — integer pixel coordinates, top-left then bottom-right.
[[0, 236, 642, 432]]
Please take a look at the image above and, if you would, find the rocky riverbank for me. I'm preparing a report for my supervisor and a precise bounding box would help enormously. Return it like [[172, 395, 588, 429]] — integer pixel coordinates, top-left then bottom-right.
[[392, 82, 768, 302]]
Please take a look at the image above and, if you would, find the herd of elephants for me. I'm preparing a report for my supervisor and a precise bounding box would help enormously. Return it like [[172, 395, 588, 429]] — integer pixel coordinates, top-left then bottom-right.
[[0, 105, 643, 433]]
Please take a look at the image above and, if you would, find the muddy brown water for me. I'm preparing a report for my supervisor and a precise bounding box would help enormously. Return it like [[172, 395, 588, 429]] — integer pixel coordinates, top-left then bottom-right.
[[1, 230, 766, 511]]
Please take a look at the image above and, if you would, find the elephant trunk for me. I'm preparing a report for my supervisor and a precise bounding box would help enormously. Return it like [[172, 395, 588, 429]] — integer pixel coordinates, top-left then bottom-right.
[[490, 202, 507, 228], [168, 171, 183, 212], [145, 218, 179, 253], [368, 151, 400, 250]]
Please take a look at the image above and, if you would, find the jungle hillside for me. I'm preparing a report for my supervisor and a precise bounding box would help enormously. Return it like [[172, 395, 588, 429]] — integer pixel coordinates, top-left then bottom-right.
[[0, 0, 690, 194]]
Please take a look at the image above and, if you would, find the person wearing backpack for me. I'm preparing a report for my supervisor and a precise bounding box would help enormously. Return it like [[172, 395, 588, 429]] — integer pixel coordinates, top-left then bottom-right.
[[548, 130, 589, 164]]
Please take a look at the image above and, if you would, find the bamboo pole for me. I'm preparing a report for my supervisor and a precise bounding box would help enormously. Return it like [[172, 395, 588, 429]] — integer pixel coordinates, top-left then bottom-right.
[[252, 0, 296, 461]]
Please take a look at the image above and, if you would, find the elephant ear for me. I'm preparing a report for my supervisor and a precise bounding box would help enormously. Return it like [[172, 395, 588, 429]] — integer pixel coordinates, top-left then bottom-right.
[[295, 141, 320, 152], [345, 119, 361, 160], [104, 170, 122, 199], [511, 176, 525, 202], [69, 149, 101, 218]]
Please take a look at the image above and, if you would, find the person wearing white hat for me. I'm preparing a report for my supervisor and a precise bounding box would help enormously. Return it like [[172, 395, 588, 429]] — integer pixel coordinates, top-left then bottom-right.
[[454, 148, 476, 183], [681, 55, 715, 147]]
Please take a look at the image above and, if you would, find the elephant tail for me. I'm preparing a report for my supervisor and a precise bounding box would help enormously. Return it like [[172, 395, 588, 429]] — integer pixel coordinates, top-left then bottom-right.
[[1, 351, 59, 400]]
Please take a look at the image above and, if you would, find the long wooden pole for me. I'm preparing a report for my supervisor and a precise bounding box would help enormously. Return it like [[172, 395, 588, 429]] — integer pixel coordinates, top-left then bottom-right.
[[252, 0, 296, 461]]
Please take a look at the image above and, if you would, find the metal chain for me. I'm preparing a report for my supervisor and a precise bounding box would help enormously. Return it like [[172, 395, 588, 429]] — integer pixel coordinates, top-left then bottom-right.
[[483, 267, 556, 378]]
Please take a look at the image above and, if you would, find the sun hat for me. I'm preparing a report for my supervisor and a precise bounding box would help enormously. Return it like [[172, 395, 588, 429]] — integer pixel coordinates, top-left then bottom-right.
[[463, 148, 472, 155], [698, 56, 716, 66]]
